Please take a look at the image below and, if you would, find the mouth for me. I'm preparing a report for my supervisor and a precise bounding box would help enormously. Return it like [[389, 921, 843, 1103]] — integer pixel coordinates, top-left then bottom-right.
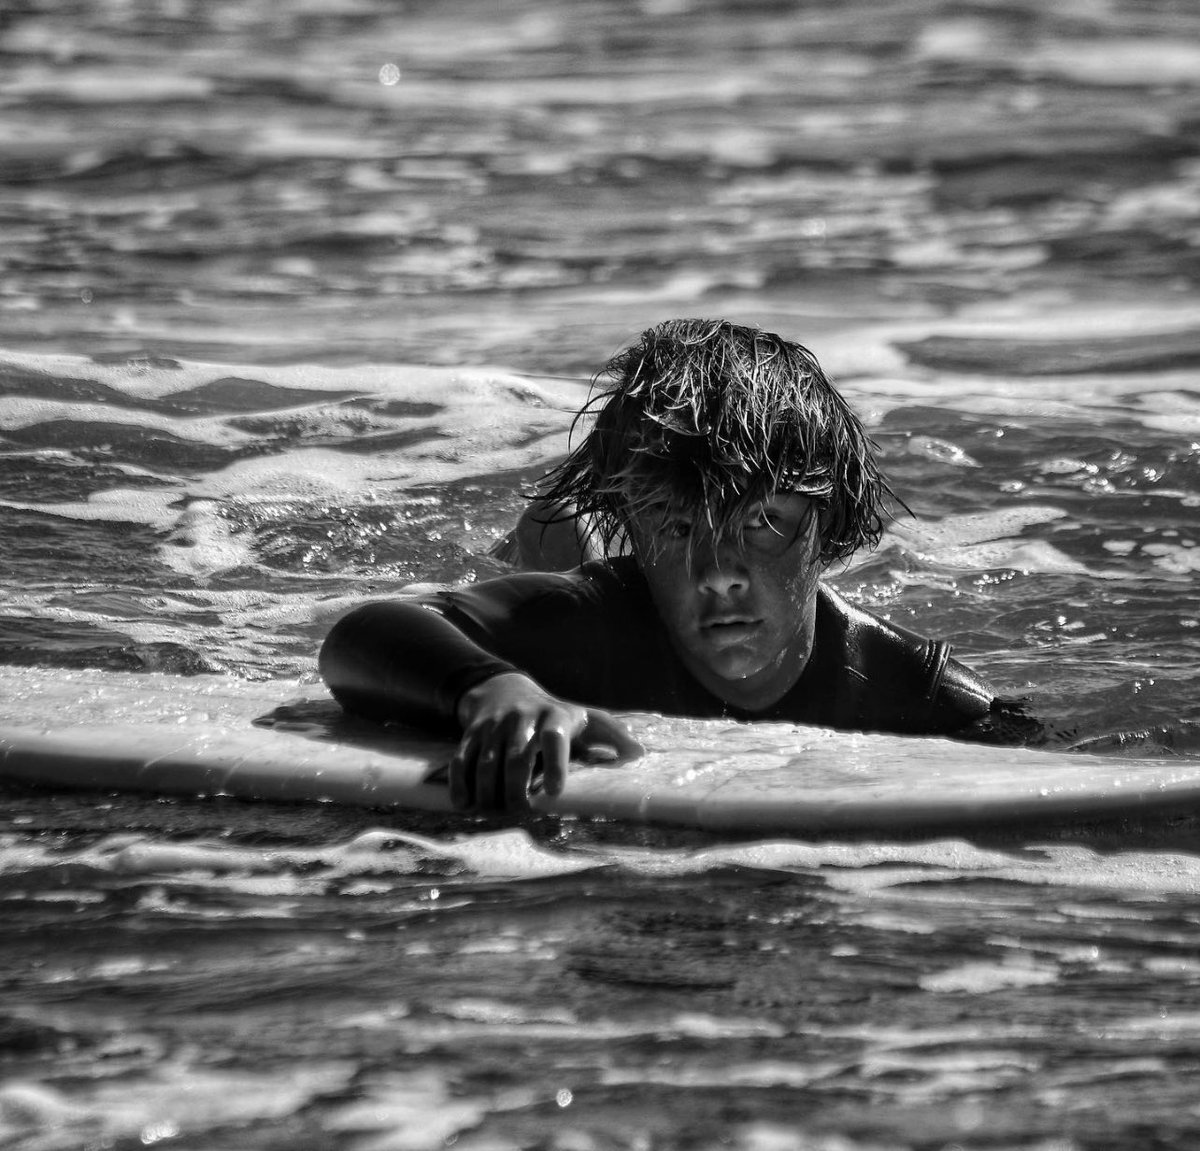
[[699, 617, 762, 646]]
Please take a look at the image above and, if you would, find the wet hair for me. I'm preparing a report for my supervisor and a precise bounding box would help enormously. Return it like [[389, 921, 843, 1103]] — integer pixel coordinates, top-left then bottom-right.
[[538, 318, 896, 564]]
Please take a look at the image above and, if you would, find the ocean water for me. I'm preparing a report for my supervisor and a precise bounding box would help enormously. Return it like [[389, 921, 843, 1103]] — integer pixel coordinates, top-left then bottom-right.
[[2, 0, 1200, 1147]]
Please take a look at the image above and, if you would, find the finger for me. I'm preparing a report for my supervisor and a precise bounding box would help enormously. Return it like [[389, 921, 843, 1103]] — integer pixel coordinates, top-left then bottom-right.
[[478, 712, 527, 810], [578, 711, 644, 761], [475, 735, 504, 810], [538, 722, 571, 798], [449, 722, 486, 809], [461, 717, 501, 809], [503, 732, 538, 811], [448, 750, 469, 809]]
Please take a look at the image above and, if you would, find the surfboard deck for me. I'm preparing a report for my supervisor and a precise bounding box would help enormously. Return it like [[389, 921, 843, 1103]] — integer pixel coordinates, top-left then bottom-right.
[[2, 668, 1199, 833]]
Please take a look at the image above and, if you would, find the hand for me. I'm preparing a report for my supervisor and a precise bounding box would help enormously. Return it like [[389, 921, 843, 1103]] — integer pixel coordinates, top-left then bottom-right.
[[451, 672, 643, 810]]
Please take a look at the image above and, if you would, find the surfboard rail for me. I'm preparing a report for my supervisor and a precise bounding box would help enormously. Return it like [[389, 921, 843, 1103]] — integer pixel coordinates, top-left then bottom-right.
[[5, 696, 1200, 833]]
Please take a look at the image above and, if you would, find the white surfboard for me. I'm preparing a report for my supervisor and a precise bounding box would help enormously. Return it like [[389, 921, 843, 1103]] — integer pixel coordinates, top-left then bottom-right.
[[1, 667, 1198, 833]]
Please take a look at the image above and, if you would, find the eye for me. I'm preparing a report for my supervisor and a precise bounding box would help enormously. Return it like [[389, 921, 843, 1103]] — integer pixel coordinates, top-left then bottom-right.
[[743, 509, 780, 534], [659, 518, 692, 541]]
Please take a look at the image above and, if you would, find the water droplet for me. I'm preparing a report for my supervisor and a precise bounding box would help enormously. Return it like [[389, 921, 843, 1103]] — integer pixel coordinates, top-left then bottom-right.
[[379, 62, 401, 86]]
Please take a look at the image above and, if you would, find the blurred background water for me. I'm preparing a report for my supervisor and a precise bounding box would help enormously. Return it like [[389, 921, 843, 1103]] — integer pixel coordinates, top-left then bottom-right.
[[4, 0, 1200, 372], [2, 1, 1200, 1148]]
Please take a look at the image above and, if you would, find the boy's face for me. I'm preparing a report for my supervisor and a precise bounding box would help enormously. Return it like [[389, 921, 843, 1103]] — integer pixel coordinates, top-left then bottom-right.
[[630, 492, 824, 712]]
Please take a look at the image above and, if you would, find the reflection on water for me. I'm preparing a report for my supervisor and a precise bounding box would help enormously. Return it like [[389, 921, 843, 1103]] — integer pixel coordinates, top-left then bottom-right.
[[2, 0, 1200, 1147]]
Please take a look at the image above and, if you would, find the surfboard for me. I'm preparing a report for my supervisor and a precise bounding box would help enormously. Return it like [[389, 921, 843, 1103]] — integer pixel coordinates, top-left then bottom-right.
[[2, 667, 1199, 834]]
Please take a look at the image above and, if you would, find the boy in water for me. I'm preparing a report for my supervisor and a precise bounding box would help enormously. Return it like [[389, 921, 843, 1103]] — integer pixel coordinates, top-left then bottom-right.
[[320, 318, 1010, 809]]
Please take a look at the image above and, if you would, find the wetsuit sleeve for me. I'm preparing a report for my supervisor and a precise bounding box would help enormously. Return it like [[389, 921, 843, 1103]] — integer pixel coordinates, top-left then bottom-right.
[[824, 585, 998, 735], [924, 645, 998, 732], [915, 638, 1053, 743], [318, 600, 519, 732]]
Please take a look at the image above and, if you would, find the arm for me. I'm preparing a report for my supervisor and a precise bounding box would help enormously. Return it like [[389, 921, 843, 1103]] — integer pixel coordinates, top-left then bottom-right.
[[827, 587, 1000, 736], [925, 647, 1049, 744], [319, 600, 641, 808], [318, 600, 517, 731], [925, 645, 995, 732]]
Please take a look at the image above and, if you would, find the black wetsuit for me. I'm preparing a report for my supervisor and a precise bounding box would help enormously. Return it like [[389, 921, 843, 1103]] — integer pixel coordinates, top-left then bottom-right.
[[320, 557, 1006, 739]]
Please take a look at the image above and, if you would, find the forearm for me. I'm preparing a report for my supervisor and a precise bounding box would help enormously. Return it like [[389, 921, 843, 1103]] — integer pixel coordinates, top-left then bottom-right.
[[928, 650, 995, 732], [318, 600, 517, 731]]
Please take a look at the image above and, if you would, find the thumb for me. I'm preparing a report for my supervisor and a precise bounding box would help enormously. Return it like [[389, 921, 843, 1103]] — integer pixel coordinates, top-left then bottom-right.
[[576, 710, 643, 763]]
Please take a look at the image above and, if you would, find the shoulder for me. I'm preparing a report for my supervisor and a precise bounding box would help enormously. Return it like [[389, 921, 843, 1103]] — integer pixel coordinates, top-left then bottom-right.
[[417, 557, 673, 711], [814, 584, 994, 733], [817, 585, 941, 682], [423, 556, 649, 632]]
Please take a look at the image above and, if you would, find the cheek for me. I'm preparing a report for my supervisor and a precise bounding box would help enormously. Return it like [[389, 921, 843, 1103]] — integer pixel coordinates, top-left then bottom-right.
[[638, 553, 690, 617], [760, 540, 822, 614], [765, 564, 811, 615]]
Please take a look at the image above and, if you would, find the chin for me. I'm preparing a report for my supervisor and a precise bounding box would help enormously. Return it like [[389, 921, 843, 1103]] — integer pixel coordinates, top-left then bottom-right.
[[702, 651, 770, 683]]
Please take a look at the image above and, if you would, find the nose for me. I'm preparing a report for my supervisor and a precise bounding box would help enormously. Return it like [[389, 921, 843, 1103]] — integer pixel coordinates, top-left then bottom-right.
[[694, 539, 749, 598]]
